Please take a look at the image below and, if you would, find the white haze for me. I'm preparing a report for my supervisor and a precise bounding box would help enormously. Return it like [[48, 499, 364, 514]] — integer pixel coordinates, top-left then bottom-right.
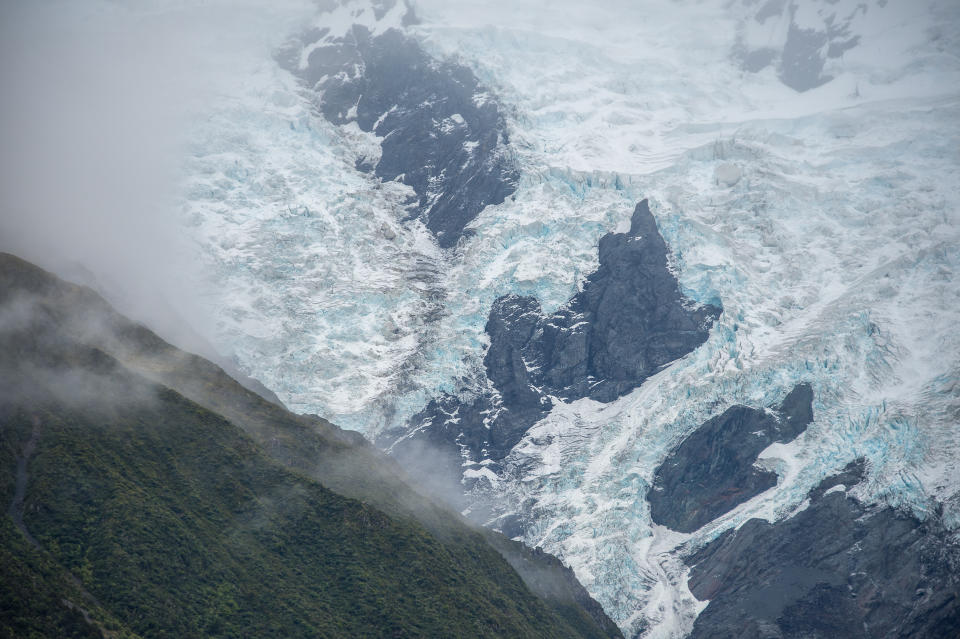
[[0, 0, 314, 356]]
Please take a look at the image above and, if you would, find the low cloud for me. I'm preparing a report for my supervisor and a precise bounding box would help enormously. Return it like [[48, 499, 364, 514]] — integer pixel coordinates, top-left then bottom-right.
[[0, 289, 160, 412], [0, 0, 314, 354]]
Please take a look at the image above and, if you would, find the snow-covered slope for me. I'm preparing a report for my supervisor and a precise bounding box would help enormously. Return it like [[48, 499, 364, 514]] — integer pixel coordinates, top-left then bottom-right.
[[174, 1, 960, 636]]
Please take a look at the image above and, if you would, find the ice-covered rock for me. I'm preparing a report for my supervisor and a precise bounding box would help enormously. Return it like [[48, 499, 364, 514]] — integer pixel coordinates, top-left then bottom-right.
[[686, 461, 960, 638], [649, 384, 813, 533]]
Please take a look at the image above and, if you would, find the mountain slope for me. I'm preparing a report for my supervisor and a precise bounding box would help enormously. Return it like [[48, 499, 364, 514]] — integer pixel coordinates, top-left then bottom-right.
[[6, 1, 957, 636], [1, 425, 140, 639], [0, 252, 621, 638]]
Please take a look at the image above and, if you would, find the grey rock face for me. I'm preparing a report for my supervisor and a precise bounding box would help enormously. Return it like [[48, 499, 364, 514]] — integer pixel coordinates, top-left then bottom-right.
[[387, 389, 548, 478], [278, 22, 518, 247], [685, 461, 960, 638], [779, 17, 834, 92], [384, 200, 721, 474], [486, 200, 721, 406], [649, 384, 814, 533], [737, 0, 862, 92], [779, 2, 861, 92]]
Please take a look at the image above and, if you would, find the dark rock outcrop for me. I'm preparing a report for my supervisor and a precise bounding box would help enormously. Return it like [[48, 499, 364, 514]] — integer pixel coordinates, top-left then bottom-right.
[[278, 15, 517, 247], [484, 200, 721, 405], [649, 383, 814, 533], [384, 200, 721, 478], [685, 461, 960, 638], [737, 0, 862, 92]]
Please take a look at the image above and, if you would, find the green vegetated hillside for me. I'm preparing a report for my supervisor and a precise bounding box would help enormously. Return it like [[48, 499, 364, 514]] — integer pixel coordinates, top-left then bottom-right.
[[0, 253, 622, 639]]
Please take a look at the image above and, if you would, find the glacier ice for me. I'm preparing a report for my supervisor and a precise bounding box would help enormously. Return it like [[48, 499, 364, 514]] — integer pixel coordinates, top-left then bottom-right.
[[172, 0, 960, 636]]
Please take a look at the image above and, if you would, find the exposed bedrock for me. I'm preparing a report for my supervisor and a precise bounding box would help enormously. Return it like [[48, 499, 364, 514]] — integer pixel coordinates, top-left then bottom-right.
[[649, 383, 814, 533], [485, 200, 721, 406], [686, 460, 960, 639], [384, 200, 721, 476], [278, 21, 518, 247], [736, 0, 861, 92]]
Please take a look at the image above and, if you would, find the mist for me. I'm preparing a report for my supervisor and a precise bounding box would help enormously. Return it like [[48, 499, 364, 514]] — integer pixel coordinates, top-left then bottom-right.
[[0, 0, 314, 356]]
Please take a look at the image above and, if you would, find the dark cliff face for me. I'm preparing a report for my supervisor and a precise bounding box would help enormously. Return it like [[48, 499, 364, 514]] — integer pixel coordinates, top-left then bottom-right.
[[736, 0, 861, 92], [484, 200, 721, 406], [384, 200, 721, 481], [278, 19, 518, 248], [645, 371, 960, 637], [685, 460, 960, 639], [649, 383, 814, 533]]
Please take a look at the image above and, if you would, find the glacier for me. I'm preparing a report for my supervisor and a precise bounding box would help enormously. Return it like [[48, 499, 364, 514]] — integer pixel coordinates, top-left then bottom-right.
[[169, 0, 960, 636]]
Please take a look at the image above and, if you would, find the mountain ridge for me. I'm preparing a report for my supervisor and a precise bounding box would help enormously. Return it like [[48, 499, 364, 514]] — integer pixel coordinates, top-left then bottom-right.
[[0, 251, 622, 639]]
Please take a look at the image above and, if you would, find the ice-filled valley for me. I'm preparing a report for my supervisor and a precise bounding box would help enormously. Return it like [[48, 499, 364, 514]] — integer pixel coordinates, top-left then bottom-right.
[[173, 1, 960, 636]]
